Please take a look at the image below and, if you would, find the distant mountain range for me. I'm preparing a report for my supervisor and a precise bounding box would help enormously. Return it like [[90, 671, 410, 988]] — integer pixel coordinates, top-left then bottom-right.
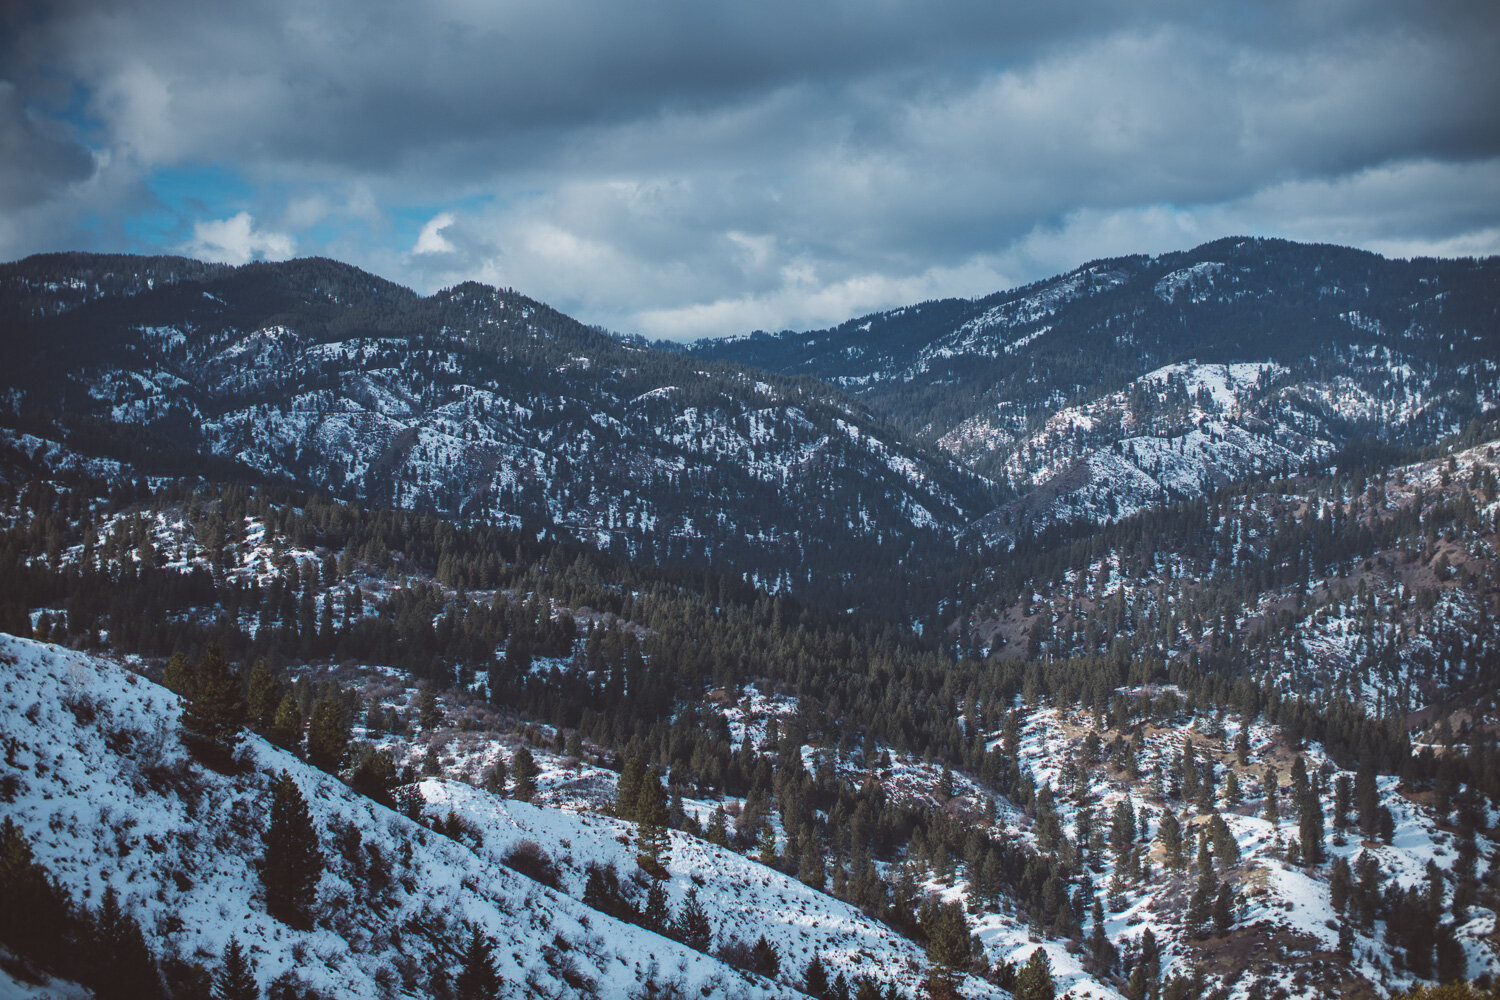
[[2, 239, 1497, 601], [687, 237, 1500, 538]]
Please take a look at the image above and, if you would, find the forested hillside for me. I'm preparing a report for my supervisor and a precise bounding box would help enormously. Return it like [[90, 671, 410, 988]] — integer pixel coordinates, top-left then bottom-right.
[[2, 241, 1498, 1000]]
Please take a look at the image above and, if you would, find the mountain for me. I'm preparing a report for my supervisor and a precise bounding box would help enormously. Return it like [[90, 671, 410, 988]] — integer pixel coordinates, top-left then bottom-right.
[[689, 239, 1500, 537], [3, 240, 1500, 1000], [0, 253, 991, 615]]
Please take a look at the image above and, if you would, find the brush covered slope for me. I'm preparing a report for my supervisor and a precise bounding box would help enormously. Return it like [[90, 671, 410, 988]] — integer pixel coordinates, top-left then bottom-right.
[[957, 431, 1500, 721], [3, 632, 970, 1000]]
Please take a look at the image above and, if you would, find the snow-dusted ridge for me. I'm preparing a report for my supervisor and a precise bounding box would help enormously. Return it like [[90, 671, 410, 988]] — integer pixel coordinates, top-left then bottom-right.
[[0, 635, 814, 998]]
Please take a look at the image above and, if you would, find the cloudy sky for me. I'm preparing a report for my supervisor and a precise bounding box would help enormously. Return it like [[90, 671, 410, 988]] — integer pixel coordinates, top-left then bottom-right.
[[3, 0, 1498, 339]]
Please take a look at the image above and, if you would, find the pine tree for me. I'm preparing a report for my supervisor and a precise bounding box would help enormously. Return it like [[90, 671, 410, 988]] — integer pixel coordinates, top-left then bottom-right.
[[454, 928, 498, 1000], [1014, 948, 1056, 1000], [214, 937, 259, 1000], [262, 772, 322, 926], [270, 693, 303, 752], [643, 879, 670, 933], [1157, 811, 1183, 868], [91, 887, 160, 1000], [1212, 882, 1235, 935], [418, 682, 442, 731], [0, 818, 70, 968], [1330, 856, 1352, 915], [924, 900, 973, 975], [1186, 842, 1218, 939], [510, 746, 539, 803], [614, 758, 645, 819], [757, 825, 779, 869], [182, 644, 246, 762], [306, 693, 350, 774], [1355, 763, 1379, 838], [675, 886, 712, 951], [245, 660, 280, 732], [163, 651, 194, 697], [750, 935, 780, 979], [634, 768, 670, 871], [1298, 786, 1325, 867], [706, 806, 728, 847], [1109, 795, 1137, 857], [1088, 899, 1115, 973], [803, 955, 830, 999]]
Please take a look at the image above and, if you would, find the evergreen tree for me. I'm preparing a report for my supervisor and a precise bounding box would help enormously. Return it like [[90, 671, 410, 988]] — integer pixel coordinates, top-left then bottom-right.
[[270, 693, 303, 752], [182, 644, 246, 762], [262, 772, 322, 926], [706, 806, 728, 847], [757, 825, 779, 869], [1157, 811, 1184, 868], [749, 935, 780, 979], [924, 900, 973, 975], [1298, 786, 1325, 867], [1330, 856, 1352, 915], [1355, 763, 1379, 838], [91, 886, 160, 1000], [306, 693, 350, 774], [1186, 842, 1218, 939], [214, 937, 259, 1000], [1088, 899, 1115, 973], [803, 955, 831, 1000], [1013, 948, 1056, 1000], [454, 928, 498, 1000], [245, 660, 280, 732], [511, 746, 539, 803], [163, 651, 194, 697], [614, 758, 646, 820], [643, 879, 670, 933], [418, 682, 442, 731], [1263, 765, 1280, 829], [1212, 882, 1235, 935], [635, 767, 671, 870], [0, 818, 70, 969], [675, 886, 712, 951]]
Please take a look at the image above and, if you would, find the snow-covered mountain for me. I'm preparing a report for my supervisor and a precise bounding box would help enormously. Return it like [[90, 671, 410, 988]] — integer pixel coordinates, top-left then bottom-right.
[[0, 254, 990, 611], [689, 238, 1500, 531]]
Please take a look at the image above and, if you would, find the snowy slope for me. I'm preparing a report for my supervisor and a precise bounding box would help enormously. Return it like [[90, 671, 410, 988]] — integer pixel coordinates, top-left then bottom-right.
[[0, 634, 812, 999], [420, 781, 995, 998]]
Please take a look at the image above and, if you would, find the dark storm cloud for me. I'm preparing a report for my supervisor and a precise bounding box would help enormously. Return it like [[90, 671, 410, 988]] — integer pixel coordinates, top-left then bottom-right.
[[2, 0, 1498, 336], [0, 81, 95, 209]]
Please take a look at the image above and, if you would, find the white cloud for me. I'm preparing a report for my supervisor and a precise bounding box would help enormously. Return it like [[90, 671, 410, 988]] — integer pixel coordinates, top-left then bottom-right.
[[412, 211, 457, 255], [7, 0, 1496, 332], [182, 212, 295, 264]]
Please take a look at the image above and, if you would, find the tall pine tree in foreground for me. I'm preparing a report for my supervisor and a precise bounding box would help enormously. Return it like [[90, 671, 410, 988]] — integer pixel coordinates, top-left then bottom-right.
[[1014, 948, 1056, 1000], [306, 693, 350, 774], [262, 772, 323, 926], [91, 886, 160, 1000], [455, 928, 498, 1000], [182, 644, 246, 763], [214, 937, 258, 1000]]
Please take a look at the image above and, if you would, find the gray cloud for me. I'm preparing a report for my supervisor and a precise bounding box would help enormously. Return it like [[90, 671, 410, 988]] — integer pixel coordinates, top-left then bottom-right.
[[2, 0, 1498, 336], [0, 80, 95, 209]]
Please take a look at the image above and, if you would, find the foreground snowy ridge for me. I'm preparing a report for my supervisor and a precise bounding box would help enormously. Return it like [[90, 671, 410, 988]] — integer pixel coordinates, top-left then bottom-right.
[[0, 634, 1020, 998], [0, 635, 808, 998]]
